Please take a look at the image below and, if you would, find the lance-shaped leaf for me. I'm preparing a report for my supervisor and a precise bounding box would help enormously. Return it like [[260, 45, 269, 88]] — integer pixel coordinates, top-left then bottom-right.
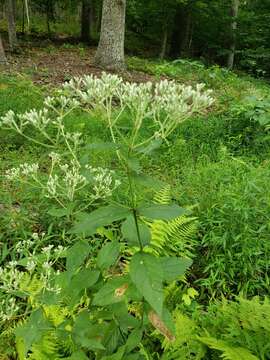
[[161, 257, 192, 282], [97, 241, 120, 271], [138, 204, 187, 221], [130, 252, 163, 315], [121, 215, 151, 247], [71, 205, 131, 235]]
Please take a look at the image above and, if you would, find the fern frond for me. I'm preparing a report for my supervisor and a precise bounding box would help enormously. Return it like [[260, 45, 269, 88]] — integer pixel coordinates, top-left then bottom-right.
[[162, 311, 206, 360], [198, 337, 259, 360], [147, 215, 197, 258], [154, 185, 171, 205], [28, 331, 61, 360], [43, 305, 69, 327]]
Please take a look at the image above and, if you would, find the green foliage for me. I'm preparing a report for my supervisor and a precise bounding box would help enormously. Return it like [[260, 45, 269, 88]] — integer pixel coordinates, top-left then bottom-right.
[[1, 55, 270, 360], [161, 297, 270, 360]]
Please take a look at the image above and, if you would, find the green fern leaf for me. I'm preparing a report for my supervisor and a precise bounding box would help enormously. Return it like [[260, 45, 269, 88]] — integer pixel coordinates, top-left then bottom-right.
[[198, 337, 259, 360]]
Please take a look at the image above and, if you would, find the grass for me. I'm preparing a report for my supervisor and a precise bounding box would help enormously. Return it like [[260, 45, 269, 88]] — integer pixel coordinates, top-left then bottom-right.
[[1, 56, 270, 285], [0, 53, 270, 358]]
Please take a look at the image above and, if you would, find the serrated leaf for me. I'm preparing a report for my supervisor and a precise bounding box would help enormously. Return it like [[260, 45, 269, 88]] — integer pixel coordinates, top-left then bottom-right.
[[93, 277, 129, 306], [97, 241, 120, 270], [160, 257, 192, 282], [67, 269, 100, 303], [73, 311, 105, 350], [127, 157, 141, 173], [136, 138, 162, 155], [138, 204, 187, 220], [126, 328, 143, 352], [122, 215, 151, 247], [48, 207, 73, 218], [71, 205, 130, 235], [66, 241, 90, 273], [130, 253, 163, 315], [101, 345, 126, 360], [131, 173, 165, 191], [15, 309, 52, 355]]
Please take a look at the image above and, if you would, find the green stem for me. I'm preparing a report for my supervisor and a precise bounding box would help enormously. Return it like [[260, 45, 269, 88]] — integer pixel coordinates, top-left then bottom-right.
[[127, 168, 143, 252]]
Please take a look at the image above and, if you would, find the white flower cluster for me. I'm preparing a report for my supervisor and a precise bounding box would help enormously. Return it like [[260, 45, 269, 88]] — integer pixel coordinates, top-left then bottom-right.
[[63, 72, 214, 141], [0, 297, 20, 322], [0, 95, 83, 161], [44, 95, 80, 112], [85, 165, 121, 200], [5, 154, 120, 210], [6, 163, 39, 181], [0, 264, 24, 293], [46, 159, 87, 201], [63, 73, 123, 106]]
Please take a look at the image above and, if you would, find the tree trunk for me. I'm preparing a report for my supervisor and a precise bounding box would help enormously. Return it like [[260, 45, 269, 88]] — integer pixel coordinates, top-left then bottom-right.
[[0, 34, 7, 64], [160, 26, 168, 59], [6, 0, 18, 52], [227, 0, 240, 69], [94, 0, 126, 70], [169, 4, 193, 59], [81, 0, 92, 43]]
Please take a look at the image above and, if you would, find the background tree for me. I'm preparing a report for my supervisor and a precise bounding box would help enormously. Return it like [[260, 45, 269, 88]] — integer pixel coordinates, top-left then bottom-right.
[[0, 33, 7, 63], [6, 0, 18, 52], [227, 0, 240, 69], [94, 0, 126, 70], [81, 0, 92, 43]]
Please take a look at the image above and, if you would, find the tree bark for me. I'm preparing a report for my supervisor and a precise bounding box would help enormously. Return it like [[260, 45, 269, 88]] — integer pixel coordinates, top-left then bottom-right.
[[160, 26, 168, 59], [94, 0, 126, 70], [227, 0, 240, 69], [169, 4, 193, 59], [81, 0, 92, 43], [6, 0, 18, 52], [0, 34, 7, 64]]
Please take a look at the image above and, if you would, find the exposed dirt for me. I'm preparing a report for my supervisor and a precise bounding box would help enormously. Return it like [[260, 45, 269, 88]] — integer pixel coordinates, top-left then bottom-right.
[[0, 43, 157, 86]]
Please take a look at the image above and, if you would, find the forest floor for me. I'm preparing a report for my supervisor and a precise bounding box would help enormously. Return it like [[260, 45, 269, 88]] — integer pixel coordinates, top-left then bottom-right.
[[0, 43, 157, 85]]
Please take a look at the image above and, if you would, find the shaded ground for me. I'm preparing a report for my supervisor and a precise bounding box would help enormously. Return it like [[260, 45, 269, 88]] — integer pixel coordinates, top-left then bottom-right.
[[0, 42, 157, 85]]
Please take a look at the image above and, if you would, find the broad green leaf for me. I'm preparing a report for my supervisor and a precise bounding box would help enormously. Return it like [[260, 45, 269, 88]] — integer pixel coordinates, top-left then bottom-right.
[[101, 345, 126, 360], [122, 215, 151, 247], [131, 172, 165, 191], [136, 138, 162, 155], [66, 269, 100, 304], [97, 241, 120, 270], [93, 276, 129, 306], [160, 257, 192, 282], [71, 269, 100, 290], [126, 328, 143, 352], [48, 207, 73, 218], [72, 205, 130, 235], [130, 253, 163, 315], [66, 240, 90, 273], [15, 309, 51, 355], [138, 204, 187, 220], [73, 311, 105, 350], [127, 157, 142, 173]]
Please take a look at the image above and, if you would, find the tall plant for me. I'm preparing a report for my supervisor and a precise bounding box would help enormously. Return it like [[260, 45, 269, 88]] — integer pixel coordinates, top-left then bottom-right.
[[0, 73, 214, 358]]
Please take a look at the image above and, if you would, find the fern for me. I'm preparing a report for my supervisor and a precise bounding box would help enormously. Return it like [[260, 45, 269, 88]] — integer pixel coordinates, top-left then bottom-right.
[[154, 185, 172, 205], [161, 311, 206, 360], [198, 337, 259, 360], [28, 331, 61, 360], [146, 186, 198, 258]]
